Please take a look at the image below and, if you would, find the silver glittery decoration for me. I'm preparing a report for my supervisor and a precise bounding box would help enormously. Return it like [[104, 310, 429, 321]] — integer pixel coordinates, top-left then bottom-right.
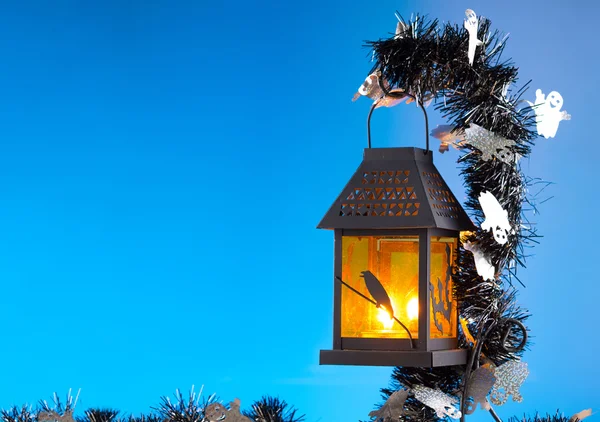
[[368, 390, 409, 421], [464, 366, 496, 414], [413, 385, 462, 419], [464, 124, 519, 164], [489, 361, 529, 406]]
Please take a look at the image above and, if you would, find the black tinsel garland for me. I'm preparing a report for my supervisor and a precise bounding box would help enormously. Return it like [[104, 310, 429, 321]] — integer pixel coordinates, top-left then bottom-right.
[[363, 12, 553, 422]]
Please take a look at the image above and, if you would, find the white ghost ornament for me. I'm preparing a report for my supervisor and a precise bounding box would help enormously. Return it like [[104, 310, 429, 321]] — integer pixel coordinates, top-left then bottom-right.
[[413, 385, 462, 419], [464, 9, 484, 65], [463, 242, 495, 280], [528, 89, 571, 139], [479, 191, 514, 245]]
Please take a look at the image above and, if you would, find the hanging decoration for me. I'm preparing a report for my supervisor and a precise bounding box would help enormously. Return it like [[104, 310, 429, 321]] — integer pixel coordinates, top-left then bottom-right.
[[431, 124, 465, 153], [353, 7, 583, 422], [463, 366, 496, 415], [353, 71, 386, 102], [464, 9, 483, 65], [412, 385, 462, 420], [463, 242, 496, 281], [569, 409, 593, 422], [368, 390, 409, 421], [205, 399, 253, 422], [527, 89, 571, 139], [489, 361, 529, 406], [479, 191, 514, 245], [463, 124, 520, 164]]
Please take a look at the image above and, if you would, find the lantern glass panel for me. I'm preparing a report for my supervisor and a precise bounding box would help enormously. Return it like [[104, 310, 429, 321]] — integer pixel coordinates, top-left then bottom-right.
[[429, 236, 458, 338], [341, 235, 419, 339]]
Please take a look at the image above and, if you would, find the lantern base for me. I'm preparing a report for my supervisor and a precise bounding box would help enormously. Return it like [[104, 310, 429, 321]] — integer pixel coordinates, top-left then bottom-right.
[[319, 348, 467, 367]]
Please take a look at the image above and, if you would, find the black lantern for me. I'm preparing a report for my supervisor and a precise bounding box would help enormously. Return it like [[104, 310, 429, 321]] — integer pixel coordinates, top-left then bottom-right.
[[318, 146, 476, 367]]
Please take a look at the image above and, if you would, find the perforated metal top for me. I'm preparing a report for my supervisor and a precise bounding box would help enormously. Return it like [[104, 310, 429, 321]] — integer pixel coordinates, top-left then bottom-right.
[[317, 147, 475, 231]]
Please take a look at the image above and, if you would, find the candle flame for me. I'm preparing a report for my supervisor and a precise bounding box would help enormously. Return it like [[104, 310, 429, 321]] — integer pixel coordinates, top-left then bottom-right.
[[407, 297, 419, 320]]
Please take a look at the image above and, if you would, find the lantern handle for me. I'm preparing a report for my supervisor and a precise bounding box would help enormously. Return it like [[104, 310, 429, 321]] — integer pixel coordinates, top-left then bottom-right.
[[335, 276, 416, 349], [367, 77, 430, 154]]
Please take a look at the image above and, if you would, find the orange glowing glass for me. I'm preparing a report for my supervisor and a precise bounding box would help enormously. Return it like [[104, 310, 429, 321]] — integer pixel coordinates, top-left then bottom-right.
[[340, 235, 419, 339]]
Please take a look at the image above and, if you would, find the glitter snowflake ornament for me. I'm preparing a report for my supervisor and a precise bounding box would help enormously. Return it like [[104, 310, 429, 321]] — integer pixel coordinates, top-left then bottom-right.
[[479, 191, 515, 245], [464, 366, 496, 414], [464, 124, 520, 164], [368, 390, 408, 421], [412, 385, 462, 419], [464, 9, 483, 65], [489, 361, 529, 405], [528, 89, 571, 138]]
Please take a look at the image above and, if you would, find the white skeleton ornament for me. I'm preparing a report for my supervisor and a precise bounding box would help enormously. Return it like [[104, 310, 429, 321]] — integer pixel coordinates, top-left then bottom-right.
[[528, 89, 571, 139], [464, 9, 484, 65], [479, 191, 514, 245], [412, 385, 462, 419]]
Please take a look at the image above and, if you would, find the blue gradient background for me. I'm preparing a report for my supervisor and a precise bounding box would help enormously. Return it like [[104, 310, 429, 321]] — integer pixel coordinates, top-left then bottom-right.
[[0, 1, 596, 421]]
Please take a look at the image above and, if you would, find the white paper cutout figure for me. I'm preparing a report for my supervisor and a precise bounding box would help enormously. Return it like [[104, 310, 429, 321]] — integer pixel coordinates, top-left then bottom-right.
[[375, 91, 409, 109], [431, 124, 466, 153], [395, 14, 409, 39], [405, 93, 434, 108], [413, 385, 462, 419], [463, 242, 495, 280], [527, 89, 571, 138], [464, 9, 483, 65], [205, 399, 252, 422], [479, 191, 514, 245], [570, 409, 593, 422], [353, 71, 386, 102], [464, 366, 496, 414], [369, 390, 409, 420], [489, 361, 529, 405]]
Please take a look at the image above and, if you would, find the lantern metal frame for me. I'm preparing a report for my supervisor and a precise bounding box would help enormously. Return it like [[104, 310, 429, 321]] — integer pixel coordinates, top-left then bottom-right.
[[317, 94, 476, 366]]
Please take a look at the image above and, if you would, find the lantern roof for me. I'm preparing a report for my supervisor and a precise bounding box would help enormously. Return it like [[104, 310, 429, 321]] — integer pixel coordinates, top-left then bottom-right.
[[317, 147, 475, 231]]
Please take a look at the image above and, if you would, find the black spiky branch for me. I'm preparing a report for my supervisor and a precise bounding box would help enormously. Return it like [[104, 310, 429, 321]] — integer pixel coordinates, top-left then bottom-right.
[[1, 405, 36, 422], [242, 397, 306, 422], [153, 387, 216, 422], [75, 409, 120, 422], [362, 12, 565, 422]]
